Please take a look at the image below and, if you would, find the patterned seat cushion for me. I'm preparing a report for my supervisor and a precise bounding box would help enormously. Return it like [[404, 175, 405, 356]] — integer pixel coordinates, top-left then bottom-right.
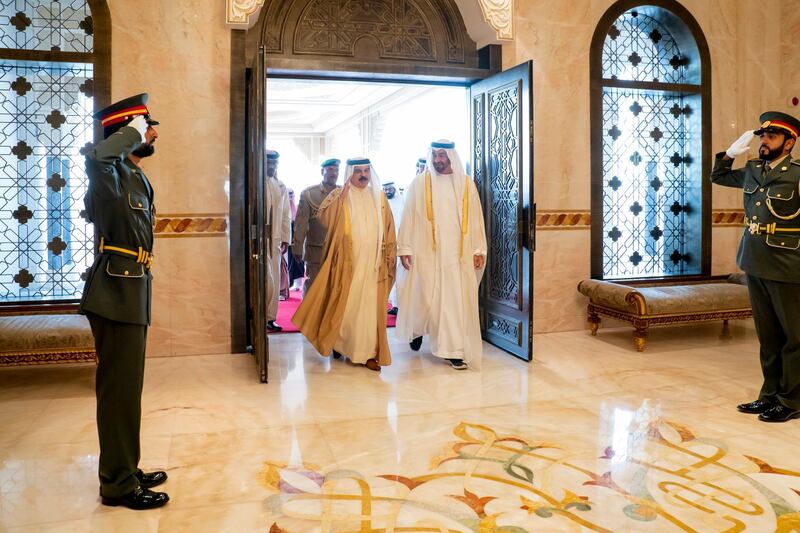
[[578, 277, 751, 316], [0, 314, 94, 354]]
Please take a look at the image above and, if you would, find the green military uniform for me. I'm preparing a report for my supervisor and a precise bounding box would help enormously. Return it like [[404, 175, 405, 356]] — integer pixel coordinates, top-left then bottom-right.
[[293, 182, 337, 293], [80, 95, 157, 498], [711, 114, 800, 412]]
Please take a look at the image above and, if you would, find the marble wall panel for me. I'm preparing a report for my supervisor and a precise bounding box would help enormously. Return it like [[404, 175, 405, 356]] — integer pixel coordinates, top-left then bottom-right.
[[532, 230, 590, 334], [106, 0, 232, 356], [146, 236, 231, 357], [712, 226, 744, 276]]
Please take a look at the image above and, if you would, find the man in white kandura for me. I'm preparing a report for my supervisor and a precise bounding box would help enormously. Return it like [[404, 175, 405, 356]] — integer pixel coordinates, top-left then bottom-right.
[[265, 150, 291, 332], [383, 181, 404, 316], [396, 140, 487, 370], [293, 158, 397, 372]]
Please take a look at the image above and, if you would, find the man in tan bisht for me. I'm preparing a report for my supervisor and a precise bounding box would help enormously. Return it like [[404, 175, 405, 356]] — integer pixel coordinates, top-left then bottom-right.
[[396, 140, 487, 370], [293, 157, 396, 372]]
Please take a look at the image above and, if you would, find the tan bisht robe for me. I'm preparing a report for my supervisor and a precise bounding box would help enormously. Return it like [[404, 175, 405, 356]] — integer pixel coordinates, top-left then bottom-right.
[[293, 187, 397, 365]]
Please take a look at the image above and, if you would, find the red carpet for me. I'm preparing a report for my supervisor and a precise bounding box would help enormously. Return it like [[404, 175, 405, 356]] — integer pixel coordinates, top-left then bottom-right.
[[272, 290, 396, 334]]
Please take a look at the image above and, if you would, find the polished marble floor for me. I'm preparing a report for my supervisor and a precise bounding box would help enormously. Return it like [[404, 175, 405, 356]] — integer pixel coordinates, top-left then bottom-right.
[[2, 322, 800, 531]]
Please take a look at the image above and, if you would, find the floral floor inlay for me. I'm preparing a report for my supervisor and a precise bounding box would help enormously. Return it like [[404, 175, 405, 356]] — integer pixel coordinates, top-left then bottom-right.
[[261, 418, 800, 532]]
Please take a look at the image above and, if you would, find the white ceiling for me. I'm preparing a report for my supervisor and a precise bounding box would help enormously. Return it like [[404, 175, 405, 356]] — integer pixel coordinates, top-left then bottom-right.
[[266, 79, 419, 136]]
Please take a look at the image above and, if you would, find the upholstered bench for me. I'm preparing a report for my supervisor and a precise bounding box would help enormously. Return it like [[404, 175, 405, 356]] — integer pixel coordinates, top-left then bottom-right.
[[576, 274, 752, 351], [0, 314, 95, 366]]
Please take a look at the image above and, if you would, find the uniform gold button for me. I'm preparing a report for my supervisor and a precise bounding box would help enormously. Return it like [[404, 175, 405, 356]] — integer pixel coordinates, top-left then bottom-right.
[[124, 270, 129, 275], [138, 202, 143, 207], [756, 201, 762, 206], [760, 188, 765, 192], [782, 167, 788, 171], [777, 194, 782, 197], [781, 242, 786, 246], [752, 216, 758, 220]]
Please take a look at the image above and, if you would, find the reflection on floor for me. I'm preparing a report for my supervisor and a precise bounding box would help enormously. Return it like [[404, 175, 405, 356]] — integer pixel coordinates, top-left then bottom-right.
[[2, 322, 799, 531]]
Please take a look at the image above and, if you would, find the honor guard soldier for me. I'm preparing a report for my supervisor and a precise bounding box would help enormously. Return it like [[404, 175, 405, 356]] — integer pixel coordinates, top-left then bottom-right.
[[712, 111, 800, 423], [292, 158, 340, 293], [80, 93, 169, 509]]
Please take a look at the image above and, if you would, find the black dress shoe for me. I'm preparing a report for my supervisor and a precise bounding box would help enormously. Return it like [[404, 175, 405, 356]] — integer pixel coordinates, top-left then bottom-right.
[[266, 321, 282, 332], [332, 350, 342, 360], [101, 486, 169, 510], [387, 307, 398, 316], [447, 359, 468, 370], [758, 404, 800, 423], [136, 469, 167, 489], [737, 399, 776, 414], [409, 337, 422, 351]]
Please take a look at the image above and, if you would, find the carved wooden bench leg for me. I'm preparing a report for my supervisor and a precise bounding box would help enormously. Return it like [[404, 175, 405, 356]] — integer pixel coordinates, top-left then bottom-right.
[[720, 319, 731, 338], [633, 320, 649, 352], [587, 305, 601, 336]]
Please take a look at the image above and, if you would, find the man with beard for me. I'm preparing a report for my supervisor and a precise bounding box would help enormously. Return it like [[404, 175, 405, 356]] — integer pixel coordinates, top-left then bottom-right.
[[293, 158, 340, 293], [382, 181, 403, 315], [396, 140, 487, 370], [712, 111, 800, 423], [265, 150, 291, 331], [80, 93, 169, 509], [293, 158, 396, 372]]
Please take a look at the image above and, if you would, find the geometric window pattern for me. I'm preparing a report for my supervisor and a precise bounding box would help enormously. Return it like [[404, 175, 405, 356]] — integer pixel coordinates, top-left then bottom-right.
[[487, 84, 520, 304], [602, 10, 689, 84], [0, 61, 94, 302], [0, 1, 93, 52], [599, 9, 701, 279]]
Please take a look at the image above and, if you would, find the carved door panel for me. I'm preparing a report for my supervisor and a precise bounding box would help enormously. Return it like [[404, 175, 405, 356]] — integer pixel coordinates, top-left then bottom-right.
[[246, 46, 270, 382], [470, 61, 534, 361]]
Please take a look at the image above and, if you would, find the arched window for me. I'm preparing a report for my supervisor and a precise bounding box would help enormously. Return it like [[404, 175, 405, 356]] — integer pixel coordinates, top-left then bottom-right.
[[590, 1, 710, 280], [0, 0, 109, 305]]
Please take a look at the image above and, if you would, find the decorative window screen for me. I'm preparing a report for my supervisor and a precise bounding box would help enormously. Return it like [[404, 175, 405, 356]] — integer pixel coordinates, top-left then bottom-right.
[[594, 7, 706, 280], [0, 1, 96, 303]]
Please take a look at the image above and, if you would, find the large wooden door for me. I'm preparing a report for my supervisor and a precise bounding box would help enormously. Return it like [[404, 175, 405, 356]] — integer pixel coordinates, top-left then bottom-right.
[[470, 61, 534, 361], [246, 46, 270, 382]]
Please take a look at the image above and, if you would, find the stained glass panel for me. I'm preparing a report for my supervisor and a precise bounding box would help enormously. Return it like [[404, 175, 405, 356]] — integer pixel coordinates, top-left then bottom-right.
[[0, 1, 93, 53], [0, 60, 94, 301]]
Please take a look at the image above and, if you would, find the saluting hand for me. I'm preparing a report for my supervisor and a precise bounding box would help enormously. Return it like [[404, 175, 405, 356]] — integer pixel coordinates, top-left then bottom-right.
[[725, 130, 755, 160]]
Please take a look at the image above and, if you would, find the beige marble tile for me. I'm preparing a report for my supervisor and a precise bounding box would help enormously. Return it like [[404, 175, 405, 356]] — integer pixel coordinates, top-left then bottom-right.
[[6, 327, 800, 531]]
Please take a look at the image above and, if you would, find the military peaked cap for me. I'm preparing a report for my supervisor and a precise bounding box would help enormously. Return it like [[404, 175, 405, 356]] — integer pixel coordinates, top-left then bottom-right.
[[754, 111, 800, 139], [94, 93, 159, 129]]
